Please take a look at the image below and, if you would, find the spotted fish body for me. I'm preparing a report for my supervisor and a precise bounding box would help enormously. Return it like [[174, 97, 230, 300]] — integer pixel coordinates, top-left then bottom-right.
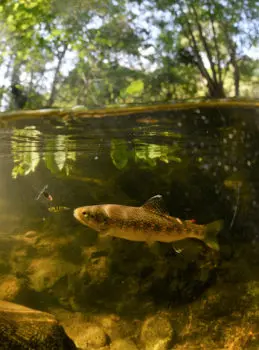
[[74, 195, 223, 250]]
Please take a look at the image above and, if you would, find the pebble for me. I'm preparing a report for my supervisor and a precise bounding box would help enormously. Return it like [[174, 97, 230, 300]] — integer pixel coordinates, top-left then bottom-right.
[[110, 338, 139, 350], [24, 230, 37, 238], [74, 325, 109, 349], [140, 314, 174, 350]]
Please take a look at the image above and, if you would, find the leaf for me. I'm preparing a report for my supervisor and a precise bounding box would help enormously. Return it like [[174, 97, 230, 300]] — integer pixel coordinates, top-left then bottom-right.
[[125, 80, 144, 95]]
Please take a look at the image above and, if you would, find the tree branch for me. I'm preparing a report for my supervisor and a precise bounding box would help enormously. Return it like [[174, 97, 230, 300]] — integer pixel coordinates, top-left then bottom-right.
[[190, 3, 218, 84], [207, 2, 222, 82], [48, 42, 68, 106], [222, 23, 240, 97], [182, 16, 214, 92]]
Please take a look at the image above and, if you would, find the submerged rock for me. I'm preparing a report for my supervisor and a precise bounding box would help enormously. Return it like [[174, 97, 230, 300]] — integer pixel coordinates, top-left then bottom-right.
[[24, 230, 38, 237], [110, 338, 139, 350], [0, 300, 76, 349], [0, 275, 22, 301], [51, 309, 112, 349], [27, 257, 78, 292], [140, 313, 174, 350], [74, 324, 109, 349]]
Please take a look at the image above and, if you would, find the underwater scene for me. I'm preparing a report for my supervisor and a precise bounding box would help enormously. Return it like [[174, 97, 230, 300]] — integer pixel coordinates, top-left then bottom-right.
[[0, 102, 259, 349]]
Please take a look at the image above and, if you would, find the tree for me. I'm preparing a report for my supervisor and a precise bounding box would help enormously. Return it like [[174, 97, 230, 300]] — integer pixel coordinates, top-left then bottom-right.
[[0, 0, 258, 110], [140, 0, 259, 98], [0, 0, 144, 110]]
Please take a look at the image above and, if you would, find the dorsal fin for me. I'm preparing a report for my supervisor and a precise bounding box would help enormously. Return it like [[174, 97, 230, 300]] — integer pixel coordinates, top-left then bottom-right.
[[142, 195, 169, 215]]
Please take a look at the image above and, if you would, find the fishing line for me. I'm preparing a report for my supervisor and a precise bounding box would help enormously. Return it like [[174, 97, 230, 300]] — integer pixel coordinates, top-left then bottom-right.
[[229, 183, 241, 230]]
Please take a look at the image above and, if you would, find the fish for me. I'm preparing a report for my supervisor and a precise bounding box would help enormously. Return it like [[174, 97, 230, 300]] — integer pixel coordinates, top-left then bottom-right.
[[48, 206, 70, 213], [35, 185, 53, 201], [73, 195, 223, 250]]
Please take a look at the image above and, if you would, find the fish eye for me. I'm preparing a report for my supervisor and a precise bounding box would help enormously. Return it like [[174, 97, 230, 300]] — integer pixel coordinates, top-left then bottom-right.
[[82, 211, 88, 216]]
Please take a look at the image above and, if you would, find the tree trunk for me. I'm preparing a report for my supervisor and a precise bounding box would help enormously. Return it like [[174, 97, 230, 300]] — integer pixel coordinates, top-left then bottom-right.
[[48, 43, 68, 107], [231, 53, 240, 97], [208, 81, 225, 98], [223, 25, 240, 97], [10, 58, 28, 109]]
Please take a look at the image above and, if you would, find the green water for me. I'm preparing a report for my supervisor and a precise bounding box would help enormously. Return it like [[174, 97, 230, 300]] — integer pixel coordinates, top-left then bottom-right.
[[0, 103, 259, 349]]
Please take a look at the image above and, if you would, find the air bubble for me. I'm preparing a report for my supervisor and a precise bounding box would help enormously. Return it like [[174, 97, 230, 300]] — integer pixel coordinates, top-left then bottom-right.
[[224, 165, 230, 171]]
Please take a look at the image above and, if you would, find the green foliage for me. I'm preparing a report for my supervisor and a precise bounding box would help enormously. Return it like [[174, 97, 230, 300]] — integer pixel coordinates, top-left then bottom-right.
[[145, 0, 259, 98], [125, 80, 144, 96], [0, 0, 258, 110]]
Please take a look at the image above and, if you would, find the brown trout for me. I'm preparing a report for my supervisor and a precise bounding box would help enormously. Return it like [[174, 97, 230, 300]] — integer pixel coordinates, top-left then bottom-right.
[[74, 195, 223, 250]]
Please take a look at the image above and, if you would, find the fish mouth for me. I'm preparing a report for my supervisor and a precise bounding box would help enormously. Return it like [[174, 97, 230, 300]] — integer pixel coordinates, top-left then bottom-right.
[[73, 208, 87, 225]]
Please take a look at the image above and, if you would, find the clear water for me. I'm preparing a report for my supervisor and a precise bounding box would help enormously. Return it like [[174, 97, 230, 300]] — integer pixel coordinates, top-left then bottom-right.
[[0, 103, 259, 349]]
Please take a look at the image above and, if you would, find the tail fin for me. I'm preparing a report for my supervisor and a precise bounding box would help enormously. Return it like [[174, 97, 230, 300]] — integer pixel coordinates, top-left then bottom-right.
[[203, 220, 224, 251]]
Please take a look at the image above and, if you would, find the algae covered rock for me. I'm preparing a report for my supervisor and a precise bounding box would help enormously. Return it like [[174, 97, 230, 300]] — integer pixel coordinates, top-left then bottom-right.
[[0, 275, 22, 301], [74, 324, 109, 349], [0, 300, 76, 349], [140, 313, 174, 350], [27, 257, 78, 292], [51, 309, 113, 349]]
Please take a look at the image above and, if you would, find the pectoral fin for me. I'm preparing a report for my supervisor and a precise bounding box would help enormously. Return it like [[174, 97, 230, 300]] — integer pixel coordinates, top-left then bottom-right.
[[97, 234, 112, 250], [173, 247, 183, 254], [99, 229, 110, 237], [146, 241, 161, 255]]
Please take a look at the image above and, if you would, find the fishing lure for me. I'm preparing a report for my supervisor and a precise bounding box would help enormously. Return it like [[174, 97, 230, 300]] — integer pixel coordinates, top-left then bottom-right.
[[35, 185, 53, 201]]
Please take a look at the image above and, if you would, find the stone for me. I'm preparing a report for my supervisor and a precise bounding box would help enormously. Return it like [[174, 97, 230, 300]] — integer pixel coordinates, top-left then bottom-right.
[[52, 310, 111, 349], [0, 275, 21, 301], [140, 313, 174, 350], [74, 324, 109, 349], [27, 257, 78, 292], [110, 338, 139, 350], [0, 300, 76, 349], [24, 230, 38, 238], [98, 314, 122, 340]]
